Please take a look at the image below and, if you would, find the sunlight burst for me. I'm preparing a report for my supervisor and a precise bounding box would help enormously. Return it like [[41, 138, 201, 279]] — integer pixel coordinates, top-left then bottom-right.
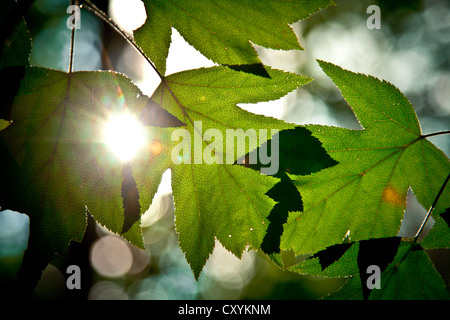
[[103, 110, 147, 162]]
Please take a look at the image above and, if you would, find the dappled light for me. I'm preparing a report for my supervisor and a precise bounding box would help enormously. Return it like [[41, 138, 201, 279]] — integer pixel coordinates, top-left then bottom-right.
[[0, 0, 448, 302]]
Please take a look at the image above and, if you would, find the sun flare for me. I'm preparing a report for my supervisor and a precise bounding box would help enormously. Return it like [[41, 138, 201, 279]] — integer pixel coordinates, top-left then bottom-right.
[[103, 110, 147, 162]]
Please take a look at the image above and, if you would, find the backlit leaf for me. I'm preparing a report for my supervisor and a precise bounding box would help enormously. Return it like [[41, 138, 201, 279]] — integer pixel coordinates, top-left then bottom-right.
[[322, 242, 449, 300], [0, 67, 167, 291], [135, 0, 335, 74], [149, 65, 311, 277], [281, 60, 450, 256]]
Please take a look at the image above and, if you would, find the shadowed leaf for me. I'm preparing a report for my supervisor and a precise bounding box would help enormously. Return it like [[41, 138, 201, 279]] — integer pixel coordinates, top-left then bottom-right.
[[441, 207, 450, 228], [139, 99, 186, 127], [357, 237, 401, 300], [226, 64, 271, 78], [324, 241, 449, 300], [0, 0, 31, 71], [121, 164, 141, 234], [239, 126, 338, 255], [261, 171, 303, 255], [313, 242, 353, 271]]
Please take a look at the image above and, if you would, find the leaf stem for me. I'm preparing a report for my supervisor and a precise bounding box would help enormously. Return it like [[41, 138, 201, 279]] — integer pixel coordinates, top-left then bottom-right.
[[414, 172, 450, 241], [421, 130, 450, 139], [69, 29, 75, 73], [68, 0, 78, 73], [81, 0, 164, 80]]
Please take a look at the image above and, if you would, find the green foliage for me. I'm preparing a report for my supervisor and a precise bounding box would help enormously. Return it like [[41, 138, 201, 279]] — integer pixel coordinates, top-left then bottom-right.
[[0, 0, 448, 300], [282, 60, 450, 256], [150, 66, 311, 277], [320, 241, 449, 300], [0, 67, 166, 290], [290, 238, 449, 299], [135, 0, 336, 74], [0, 0, 31, 70]]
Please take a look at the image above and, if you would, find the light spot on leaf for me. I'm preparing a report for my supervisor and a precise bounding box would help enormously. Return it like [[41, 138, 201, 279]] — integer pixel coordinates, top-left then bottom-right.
[[150, 140, 162, 155], [382, 186, 405, 207]]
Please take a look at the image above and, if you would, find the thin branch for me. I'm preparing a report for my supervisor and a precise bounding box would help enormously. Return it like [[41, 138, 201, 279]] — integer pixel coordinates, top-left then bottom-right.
[[80, 0, 260, 166], [68, 0, 78, 73], [81, 0, 164, 80], [82, 0, 191, 121], [421, 130, 450, 139], [69, 27, 76, 73], [414, 172, 450, 241]]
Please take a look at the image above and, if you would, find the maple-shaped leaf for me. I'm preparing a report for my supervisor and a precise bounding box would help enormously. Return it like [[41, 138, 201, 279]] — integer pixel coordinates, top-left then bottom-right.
[[134, 0, 335, 75], [322, 242, 449, 300], [148, 65, 311, 277], [281, 60, 450, 256], [0, 67, 168, 292], [289, 237, 449, 300]]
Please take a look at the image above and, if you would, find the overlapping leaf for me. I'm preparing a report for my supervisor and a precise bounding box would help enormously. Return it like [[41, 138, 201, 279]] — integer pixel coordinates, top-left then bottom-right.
[[322, 241, 449, 300], [281, 60, 450, 256], [236, 126, 338, 263], [135, 0, 336, 75], [0, 67, 169, 291], [288, 236, 449, 300], [149, 66, 311, 277], [2, 0, 447, 301]]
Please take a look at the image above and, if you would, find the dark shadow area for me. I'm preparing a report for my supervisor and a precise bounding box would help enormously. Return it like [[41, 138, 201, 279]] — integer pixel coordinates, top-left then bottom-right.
[[226, 63, 271, 78]]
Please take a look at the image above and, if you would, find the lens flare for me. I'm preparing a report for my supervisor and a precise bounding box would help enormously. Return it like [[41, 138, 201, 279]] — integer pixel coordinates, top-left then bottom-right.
[[103, 110, 147, 162]]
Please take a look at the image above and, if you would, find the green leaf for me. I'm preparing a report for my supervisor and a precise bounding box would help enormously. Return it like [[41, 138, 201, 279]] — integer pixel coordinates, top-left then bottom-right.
[[356, 237, 402, 300], [153, 66, 310, 161], [0, 67, 167, 291], [323, 242, 449, 300], [312, 242, 353, 272], [0, 0, 31, 135], [281, 60, 450, 256], [135, 0, 335, 75], [239, 126, 338, 256], [370, 244, 449, 300], [149, 65, 311, 277], [0, 0, 31, 71], [288, 242, 359, 278], [0, 119, 10, 131], [289, 238, 449, 300], [172, 162, 278, 279]]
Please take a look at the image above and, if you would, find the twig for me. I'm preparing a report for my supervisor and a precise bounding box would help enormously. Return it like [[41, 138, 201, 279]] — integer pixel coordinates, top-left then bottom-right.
[[421, 130, 450, 139], [414, 172, 450, 241], [68, 0, 78, 73], [81, 0, 164, 80]]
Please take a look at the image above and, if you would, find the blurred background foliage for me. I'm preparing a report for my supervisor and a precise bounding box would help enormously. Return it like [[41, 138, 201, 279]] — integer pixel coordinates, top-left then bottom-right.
[[0, 0, 449, 300]]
